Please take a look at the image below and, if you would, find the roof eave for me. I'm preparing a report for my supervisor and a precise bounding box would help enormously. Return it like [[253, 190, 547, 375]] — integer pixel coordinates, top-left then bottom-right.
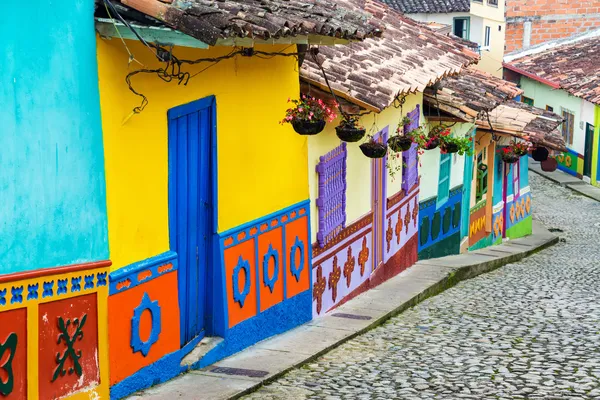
[[503, 63, 561, 89]]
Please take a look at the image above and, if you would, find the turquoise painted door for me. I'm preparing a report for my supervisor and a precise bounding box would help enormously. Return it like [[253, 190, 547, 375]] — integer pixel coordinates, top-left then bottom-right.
[[168, 96, 215, 347], [460, 130, 475, 238]]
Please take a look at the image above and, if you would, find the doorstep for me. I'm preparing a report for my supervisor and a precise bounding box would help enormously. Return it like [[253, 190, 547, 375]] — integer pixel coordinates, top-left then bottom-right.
[[129, 222, 558, 400]]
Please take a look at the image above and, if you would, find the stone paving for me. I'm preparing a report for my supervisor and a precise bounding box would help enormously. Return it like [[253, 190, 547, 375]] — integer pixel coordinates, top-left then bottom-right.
[[243, 173, 600, 400]]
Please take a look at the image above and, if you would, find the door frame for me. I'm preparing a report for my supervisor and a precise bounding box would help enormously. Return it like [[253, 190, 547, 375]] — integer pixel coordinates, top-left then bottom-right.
[[167, 96, 219, 346], [371, 128, 388, 270], [584, 123, 595, 178]]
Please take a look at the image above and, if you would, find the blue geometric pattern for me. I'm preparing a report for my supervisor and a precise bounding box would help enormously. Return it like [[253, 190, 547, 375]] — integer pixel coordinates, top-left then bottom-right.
[[0, 289, 6, 306], [57, 279, 68, 295], [84, 275, 95, 290], [27, 284, 39, 300], [97, 272, 108, 287], [131, 293, 162, 357], [233, 256, 251, 307], [290, 236, 305, 282], [71, 277, 81, 292], [10, 287, 23, 304], [262, 244, 279, 293], [42, 281, 54, 298]]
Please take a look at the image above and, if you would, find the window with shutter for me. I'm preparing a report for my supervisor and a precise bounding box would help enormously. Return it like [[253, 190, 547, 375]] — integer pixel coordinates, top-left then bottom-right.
[[561, 108, 575, 146], [513, 162, 520, 199], [402, 105, 420, 193], [316, 142, 347, 248], [438, 153, 452, 206]]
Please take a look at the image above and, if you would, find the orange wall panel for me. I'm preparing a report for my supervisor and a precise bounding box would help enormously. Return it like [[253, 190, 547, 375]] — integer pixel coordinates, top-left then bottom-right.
[[285, 215, 310, 298], [257, 228, 284, 312], [108, 271, 180, 385], [225, 239, 257, 328]]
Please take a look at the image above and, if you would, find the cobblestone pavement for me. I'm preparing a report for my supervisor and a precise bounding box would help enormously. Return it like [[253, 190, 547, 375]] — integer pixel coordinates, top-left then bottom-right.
[[243, 173, 600, 400]]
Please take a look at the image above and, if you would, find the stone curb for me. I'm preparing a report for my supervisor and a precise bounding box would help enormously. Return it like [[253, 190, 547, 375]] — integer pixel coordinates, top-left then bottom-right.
[[135, 225, 558, 400]]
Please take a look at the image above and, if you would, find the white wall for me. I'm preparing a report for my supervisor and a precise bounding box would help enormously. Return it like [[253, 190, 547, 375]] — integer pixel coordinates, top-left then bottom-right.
[[419, 121, 474, 200], [520, 77, 587, 155]]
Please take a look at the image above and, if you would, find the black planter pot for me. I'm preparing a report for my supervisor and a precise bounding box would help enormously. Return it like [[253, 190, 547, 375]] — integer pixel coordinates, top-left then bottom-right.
[[291, 119, 326, 135], [424, 138, 440, 150], [336, 124, 366, 142], [387, 135, 413, 152], [441, 142, 459, 154], [541, 157, 558, 172], [502, 153, 520, 164], [360, 142, 388, 158], [532, 147, 549, 161]]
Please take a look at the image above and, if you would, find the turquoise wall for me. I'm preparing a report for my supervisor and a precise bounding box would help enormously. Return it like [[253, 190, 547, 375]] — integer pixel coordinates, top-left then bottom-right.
[[0, 3, 109, 274]]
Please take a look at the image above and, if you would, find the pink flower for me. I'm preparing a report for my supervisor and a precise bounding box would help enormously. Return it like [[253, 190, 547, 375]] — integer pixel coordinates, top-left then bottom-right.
[[298, 107, 304, 112]]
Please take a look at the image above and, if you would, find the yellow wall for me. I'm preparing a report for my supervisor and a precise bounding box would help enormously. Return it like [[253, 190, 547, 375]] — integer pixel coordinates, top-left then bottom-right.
[[308, 93, 422, 243], [97, 38, 307, 270]]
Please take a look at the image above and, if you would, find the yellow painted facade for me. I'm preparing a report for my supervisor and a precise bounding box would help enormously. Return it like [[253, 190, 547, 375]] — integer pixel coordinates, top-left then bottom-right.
[[0, 267, 110, 400], [96, 38, 308, 270], [307, 93, 422, 243]]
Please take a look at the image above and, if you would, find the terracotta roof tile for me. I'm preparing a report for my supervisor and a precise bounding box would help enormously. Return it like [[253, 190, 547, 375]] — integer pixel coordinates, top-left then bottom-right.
[[114, 0, 381, 45], [423, 67, 566, 151], [301, 2, 479, 111], [381, 0, 470, 14], [423, 67, 523, 120], [505, 36, 600, 105]]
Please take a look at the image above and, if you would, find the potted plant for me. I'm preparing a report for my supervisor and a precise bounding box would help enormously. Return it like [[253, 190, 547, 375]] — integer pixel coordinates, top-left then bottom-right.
[[281, 95, 336, 135], [336, 115, 366, 142], [501, 147, 520, 164], [532, 146, 549, 161], [510, 140, 530, 157], [410, 127, 440, 151], [388, 118, 414, 152], [439, 131, 473, 156], [360, 135, 388, 159]]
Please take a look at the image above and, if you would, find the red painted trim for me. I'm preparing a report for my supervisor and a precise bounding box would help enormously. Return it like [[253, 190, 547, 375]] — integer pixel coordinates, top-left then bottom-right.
[[502, 63, 560, 89], [0, 260, 112, 284]]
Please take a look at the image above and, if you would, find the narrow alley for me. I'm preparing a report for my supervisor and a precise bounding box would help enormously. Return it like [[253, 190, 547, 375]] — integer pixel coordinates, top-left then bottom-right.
[[244, 172, 600, 399]]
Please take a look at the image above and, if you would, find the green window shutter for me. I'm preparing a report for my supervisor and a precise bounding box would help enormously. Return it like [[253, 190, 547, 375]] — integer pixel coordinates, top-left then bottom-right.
[[437, 153, 452, 206]]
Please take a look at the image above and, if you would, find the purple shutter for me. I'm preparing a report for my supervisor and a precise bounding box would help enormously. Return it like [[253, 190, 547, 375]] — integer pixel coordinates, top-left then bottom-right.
[[402, 105, 420, 192], [316, 142, 347, 247]]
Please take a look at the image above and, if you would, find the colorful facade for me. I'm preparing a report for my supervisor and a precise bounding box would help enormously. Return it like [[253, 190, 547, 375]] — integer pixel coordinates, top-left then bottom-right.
[[1, 1, 563, 399], [504, 32, 600, 186]]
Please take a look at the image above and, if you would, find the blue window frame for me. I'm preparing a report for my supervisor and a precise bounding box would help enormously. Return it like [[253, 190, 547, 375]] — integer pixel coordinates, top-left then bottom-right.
[[438, 153, 452, 206]]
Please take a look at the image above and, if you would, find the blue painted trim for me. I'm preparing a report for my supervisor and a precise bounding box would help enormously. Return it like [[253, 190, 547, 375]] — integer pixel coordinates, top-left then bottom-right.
[[131, 293, 162, 357], [110, 349, 181, 400], [219, 200, 310, 247], [232, 256, 251, 307], [262, 244, 279, 293], [193, 290, 312, 369], [109, 251, 178, 295], [289, 236, 305, 282]]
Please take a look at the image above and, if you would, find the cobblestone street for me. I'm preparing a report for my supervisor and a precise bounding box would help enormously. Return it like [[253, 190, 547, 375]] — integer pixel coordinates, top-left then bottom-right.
[[244, 173, 600, 400]]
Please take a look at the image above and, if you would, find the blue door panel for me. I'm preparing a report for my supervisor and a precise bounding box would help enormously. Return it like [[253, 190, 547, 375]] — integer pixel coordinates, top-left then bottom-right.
[[168, 97, 214, 347]]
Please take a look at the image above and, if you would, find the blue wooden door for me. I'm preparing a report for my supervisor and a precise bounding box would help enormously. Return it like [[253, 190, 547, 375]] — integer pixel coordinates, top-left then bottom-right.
[[460, 129, 475, 239], [168, 96, 215, 347]]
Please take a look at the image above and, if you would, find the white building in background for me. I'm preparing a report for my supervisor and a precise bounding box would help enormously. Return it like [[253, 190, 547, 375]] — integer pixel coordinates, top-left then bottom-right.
[[382, 0, 506, 77]]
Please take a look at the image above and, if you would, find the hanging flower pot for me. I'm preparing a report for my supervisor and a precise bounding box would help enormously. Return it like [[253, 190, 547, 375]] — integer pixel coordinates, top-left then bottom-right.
[[387, 135, 413, 152], [541, 157, 558, 172], [424, 137, 440, 150], [336, 121, 366, 142], [502, 152, 520, 164], [360, 141, 388, 158], [291, 119, 326, 135], [532, 146, 549, 162], [440, 142, 459, 154], [281, 95, 336, 135], [509, 140, 530, 157]]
